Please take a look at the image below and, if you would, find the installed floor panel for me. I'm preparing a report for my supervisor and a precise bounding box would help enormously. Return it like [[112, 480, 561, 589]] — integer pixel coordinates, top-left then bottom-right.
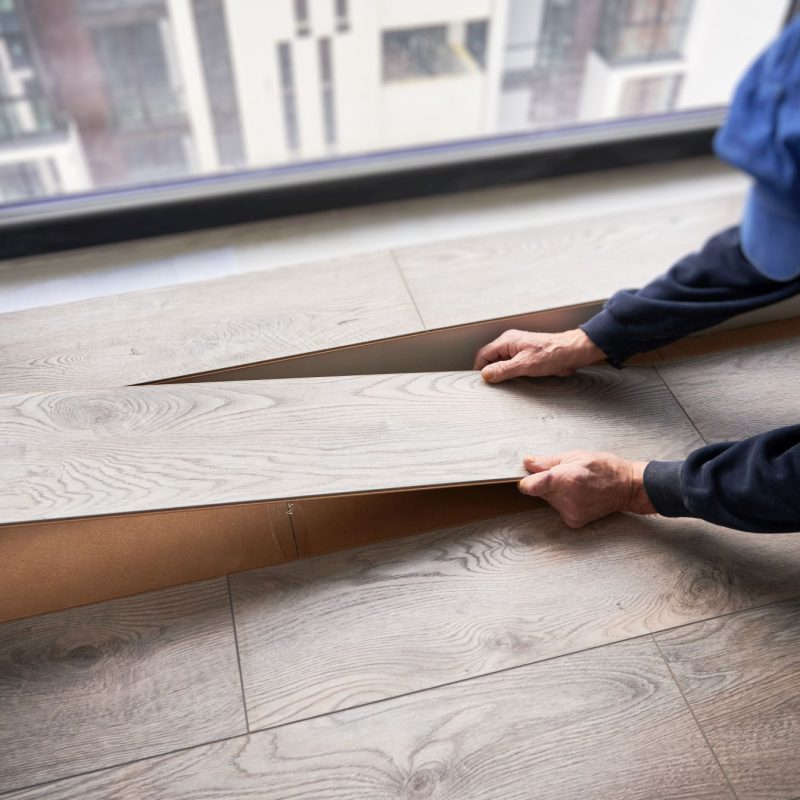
[[230, 508, 800, 730], [0, 251, 421, 392], [0, 368, 702, 525], [0, 579, 245, 793], [394, 194, 741, 329], [657, 336, 800, 441], [657, 599, 800, 800], [3, 637, 734, 800]]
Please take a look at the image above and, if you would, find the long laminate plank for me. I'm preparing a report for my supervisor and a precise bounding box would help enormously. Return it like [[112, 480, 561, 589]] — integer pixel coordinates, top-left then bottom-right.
[[395, 194, 742, 329], [657, 336, 800, 441], [656, 599, 800, 800], [3, 637, 734, 800], [0, 578, 245, 793], [0, 251, 422, 392], [231, 508, 800, 730], [0, 368, 702, 526]]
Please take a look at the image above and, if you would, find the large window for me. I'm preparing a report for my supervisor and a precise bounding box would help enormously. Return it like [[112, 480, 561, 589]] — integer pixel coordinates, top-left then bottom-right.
[[0, 0, 789, 210]]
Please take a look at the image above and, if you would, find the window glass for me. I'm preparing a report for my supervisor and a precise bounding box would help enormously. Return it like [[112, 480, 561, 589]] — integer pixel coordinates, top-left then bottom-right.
[[0, 0, 788, 205]]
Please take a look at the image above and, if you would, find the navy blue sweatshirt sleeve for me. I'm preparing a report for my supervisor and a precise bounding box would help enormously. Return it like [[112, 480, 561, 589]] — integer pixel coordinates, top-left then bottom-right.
[[643, 425, 800, 533], [580, 226, 800, 367]]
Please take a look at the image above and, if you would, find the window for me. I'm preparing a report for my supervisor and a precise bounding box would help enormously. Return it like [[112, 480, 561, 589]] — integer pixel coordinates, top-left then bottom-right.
[[619, 73, 683, 114], [0, 0, 788, 218], [383, 22, 489, 82], [598, 0, 694, 64]]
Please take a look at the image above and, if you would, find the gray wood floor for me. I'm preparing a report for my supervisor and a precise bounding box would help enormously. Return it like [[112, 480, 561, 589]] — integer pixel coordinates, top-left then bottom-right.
[[0, 367, 701, 525], [657, 336, 800, 441], [3, 506, 800, 798]]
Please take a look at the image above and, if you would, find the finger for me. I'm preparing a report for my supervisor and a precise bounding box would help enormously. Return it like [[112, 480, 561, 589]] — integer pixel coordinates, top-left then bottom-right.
[[481, 352, 529, 383], [523, 454, 563, 472], [518, 470, 554, 497], [473, 332, 515, 369]]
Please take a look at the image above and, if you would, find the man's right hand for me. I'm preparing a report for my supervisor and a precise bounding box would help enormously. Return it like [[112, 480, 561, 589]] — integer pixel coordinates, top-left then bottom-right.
[[473, 328, 604, 383]]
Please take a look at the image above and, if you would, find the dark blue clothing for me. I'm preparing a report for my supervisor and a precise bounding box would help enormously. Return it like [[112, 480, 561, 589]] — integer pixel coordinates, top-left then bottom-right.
[[580, 229, 800, 532]]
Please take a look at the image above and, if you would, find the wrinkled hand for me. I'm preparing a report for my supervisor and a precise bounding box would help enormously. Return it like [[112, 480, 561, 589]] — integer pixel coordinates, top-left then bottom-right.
[[518, 451, 656, 528], [474, 329, 603, 383]]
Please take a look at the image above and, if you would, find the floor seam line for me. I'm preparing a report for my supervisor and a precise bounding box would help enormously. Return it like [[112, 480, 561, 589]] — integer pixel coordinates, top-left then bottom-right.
[[226, 574, 251, 734], [653, 363, 710, 445], [389, 249, 427, 331], [650, 634, 741, 800]]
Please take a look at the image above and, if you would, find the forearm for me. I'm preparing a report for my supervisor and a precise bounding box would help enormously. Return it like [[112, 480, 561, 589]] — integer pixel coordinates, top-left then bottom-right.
[[643, 425, 800, 533], [580, 227, 800, 367]]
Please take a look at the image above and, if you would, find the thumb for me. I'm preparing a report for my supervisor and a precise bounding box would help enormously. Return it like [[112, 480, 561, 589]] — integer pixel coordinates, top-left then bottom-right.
[[523, 454, 562, 473], [481, 353, 529, 383], [518, 470, 555, 497]]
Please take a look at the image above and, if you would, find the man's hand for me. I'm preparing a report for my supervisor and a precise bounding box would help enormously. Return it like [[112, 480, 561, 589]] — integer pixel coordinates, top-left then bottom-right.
[[518, 451, 656, 528], [474, 329, 603, 383]]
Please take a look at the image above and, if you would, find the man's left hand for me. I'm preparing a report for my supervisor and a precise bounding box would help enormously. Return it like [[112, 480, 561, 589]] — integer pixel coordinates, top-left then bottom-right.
[[518, 451, 656, 528]]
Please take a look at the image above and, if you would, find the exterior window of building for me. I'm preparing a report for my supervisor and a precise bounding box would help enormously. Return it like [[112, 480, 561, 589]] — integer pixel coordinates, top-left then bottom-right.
[[3, 31, 29, 68], [334, 0, 349, 33], [277, 41, 300, 153], [619, 72, 682, 114], [294, 0, 310, 37], [192, 0, 245, 167], [0, 161, 46, 200], [383, 21, 489, 82], [598, 0, 693, 64], [318, 37, 336, 148]]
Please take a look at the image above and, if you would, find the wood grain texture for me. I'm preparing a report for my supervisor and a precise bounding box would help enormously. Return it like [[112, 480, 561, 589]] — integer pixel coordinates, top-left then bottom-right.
[[3, 637, 733, 800], [0, 578, 245, 792], [230, 508, 800, 730], [0, 251, 422, 392], [0, 368, 702, 526], [395, 194, 742, 329], [0, 501, 295, 624], [656, 599, 800, 800], [657, 336, 800, 441]]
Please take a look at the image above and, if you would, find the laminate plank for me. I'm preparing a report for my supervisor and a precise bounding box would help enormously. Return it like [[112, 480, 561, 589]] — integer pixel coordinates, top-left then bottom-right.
[[0, 578, 245, 793], [3, 637, 734, 800], [657, 336, 800, 441], [0, 251, 422, 392], [230, 507, 800, 730], [0, 367, 702, 526], [395, 194, 742, 329], [656, 599, 800, 800]]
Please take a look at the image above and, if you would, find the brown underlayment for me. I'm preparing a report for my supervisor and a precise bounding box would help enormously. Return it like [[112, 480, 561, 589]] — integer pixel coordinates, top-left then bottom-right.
[[3, 316, 799, 624]]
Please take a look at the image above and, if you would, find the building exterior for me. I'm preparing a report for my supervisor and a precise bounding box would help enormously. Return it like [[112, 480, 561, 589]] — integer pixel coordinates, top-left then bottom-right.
[[0, 0, 788, 204]]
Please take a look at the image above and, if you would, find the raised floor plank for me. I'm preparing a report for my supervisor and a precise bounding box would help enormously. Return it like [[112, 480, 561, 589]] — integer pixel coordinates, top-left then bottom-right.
[[656, 599, 800, 800], [0, 578, 246, 793], [2, 637, 734, 800], [657, 336, 800, 441], [0, 368, 702, 526], [230, 508, 800, 730], [395, 194, 742, 329], [0, 251, 422, 392]]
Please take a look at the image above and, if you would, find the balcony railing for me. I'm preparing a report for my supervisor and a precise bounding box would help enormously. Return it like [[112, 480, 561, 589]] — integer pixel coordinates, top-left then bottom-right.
[[0, 94, 68, 143]]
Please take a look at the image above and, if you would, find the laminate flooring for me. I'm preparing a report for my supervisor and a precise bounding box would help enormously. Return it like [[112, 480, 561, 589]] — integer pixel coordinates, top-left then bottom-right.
[[657, 336, 800, 441], [394, 194, 742, 329], [0, 368, 702, 526], [0, 251, 422, 393], [0, 578, 245, 793]]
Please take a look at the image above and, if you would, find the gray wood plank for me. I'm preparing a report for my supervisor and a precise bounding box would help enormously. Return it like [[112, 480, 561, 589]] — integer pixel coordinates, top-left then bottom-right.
[[231, 508, 800, 730], [395, 194, 742, 329], [0, 251, 422, 392], [0, 367, 702, 526], [0, 578, 245, 793], [657, 336, 800, 442], [656, 599, 800, 800], [2, 637, 734, 800]]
